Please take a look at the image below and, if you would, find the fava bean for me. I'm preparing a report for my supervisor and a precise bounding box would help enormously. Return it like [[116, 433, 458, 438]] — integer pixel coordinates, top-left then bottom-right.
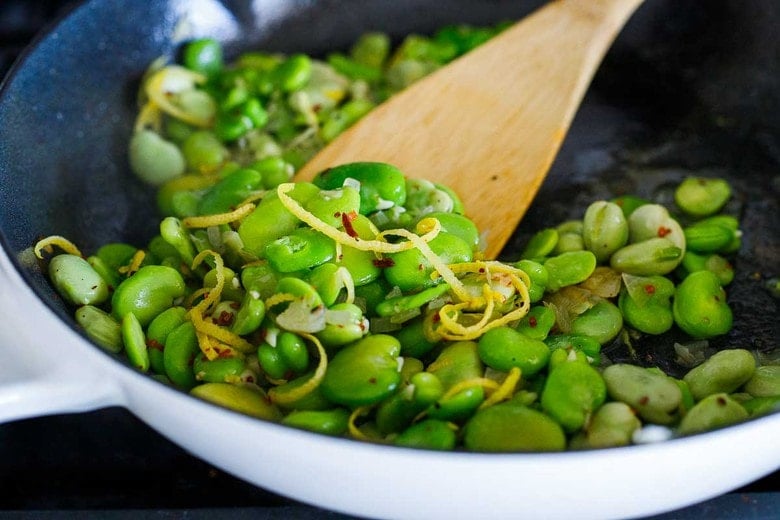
[[570, 299, 623, 345], [49, 254, 109, 306], [515, 259, 548, 302], [463, 402, 566, 452], [541, 359, 606, 432], [395, 419, 456, 450], [677, 393, 748, 435], [603, 364, 682, 424], [743, 366, 780, 397], [282, 408, 350, 436], [121, 312, 150, 372], [520, 228, 558, 260], [112, 265, 186, 326], [674, 177, 731, 217], [683, 348, 756, 400], [313, 161, 407, 215], [194, 352, 248, 383], [477, 326, 549, 377], [580, 401, 641, 449], [191, 382, 282, 421], [515, 305, 555, 340], [163, 321, 200, 389], [146, 306, 188, 373], [543, 250, 597, 292], [582, 200, 628, 262], [610, 237, 682, 276], [320, 334, 401, 407], [129, 130, 186, 186], [673, 270, 733, 339], [75, 305, 123, 353]]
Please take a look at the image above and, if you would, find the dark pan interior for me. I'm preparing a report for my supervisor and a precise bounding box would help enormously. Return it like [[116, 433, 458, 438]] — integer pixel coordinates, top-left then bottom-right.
[[0, 0, 777, 377]]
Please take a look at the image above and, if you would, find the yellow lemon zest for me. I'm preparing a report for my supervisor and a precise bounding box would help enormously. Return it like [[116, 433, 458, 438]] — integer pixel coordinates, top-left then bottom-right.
[[34, 236, 82, 259], [347, 406, 374, 441], [183, 203, 256, 228], [268, 333, 328, 405], [134, 102, 163, 133], [276, 183, 440, 253], [478, 367, 522, 410], [440, 377, 500, 402], [118, 249, 146, 275]]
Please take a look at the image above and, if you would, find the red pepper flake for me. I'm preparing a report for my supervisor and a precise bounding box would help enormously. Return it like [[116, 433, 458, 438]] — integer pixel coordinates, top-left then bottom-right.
[[230, 301, 240, 309], [217, 348, 234, 359], [372, 258, 395, 268], [644, 284, 656, 295], [146, 339, 164, 351], [639, 395, 649, 405], [368, 377, 377, 384], [432, 312, 441, 323], [334, 211, 341, 218], [212, 311, 234, 326], [657, 226, 672, 237], [418, 263, 425, 271], [478, 268, 485, 273], [529, 316, 538, 328], [342, 210, 359, 238]]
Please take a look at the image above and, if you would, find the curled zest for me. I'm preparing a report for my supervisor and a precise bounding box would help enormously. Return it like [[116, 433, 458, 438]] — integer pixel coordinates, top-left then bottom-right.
[[134, 102, 163, 133], [144, 65, 211, 127], [348, 405, 374, 441], [182, 203, 256, 228], [433, 262, 532, 341], [188, 249, 254, 359], [276, 183, 441, 253], [478, 367, 522, 410], [33, 235, 82, 259], [267, 333, 328, 405], [118, 249, 146, 275]]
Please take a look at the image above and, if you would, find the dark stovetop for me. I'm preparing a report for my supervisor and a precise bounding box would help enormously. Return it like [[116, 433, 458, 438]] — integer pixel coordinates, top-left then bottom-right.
[[0, 1, 777, 518]]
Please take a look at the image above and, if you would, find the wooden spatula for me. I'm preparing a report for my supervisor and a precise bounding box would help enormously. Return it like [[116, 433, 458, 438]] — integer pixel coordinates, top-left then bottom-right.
[[296, 0, 644, 259]]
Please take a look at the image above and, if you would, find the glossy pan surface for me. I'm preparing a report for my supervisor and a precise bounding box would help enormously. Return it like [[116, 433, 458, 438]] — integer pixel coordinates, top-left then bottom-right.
[[0, 1, 778, 518]]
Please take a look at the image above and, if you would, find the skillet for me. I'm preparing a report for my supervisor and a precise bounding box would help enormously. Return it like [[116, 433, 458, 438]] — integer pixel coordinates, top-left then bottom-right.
[[0, 0, 778, 518]]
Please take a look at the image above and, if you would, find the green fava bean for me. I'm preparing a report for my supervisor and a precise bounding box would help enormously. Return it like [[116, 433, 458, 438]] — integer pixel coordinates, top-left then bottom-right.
[[75, 305, 123, 353], [611, 195, 649, 217], [265, 227, 336, 273], [582, 401, 641, 449], [128, 129, 186, 186], [464, 402, 566, 452], [146, 306, 187, 374], [520, 228, 558, 260], [393, 317, 438, 358], [241, 262, 280, 299], [183, 38, 223, 77], [191, 383, 282, 421], [49, 254, 110, 306], [628, 204, 685, 251], [277, 332, 310, 374], [678, 393, 748, 435], [516, 305, 556, 340], [385, 232, 472, 291], [395, 419, 456, 451], [683, 222, 734, 254], [554, 232, 584, 254], [313, 162, 407, 214], [674, 177, 731, 217], [610, 237, 682, 276], [238, 183, 319, 257], [619, 274, 675, 335], [303, 186, 361, 228], [515, 259, 548, 302], [544, 251, 597, 292], [603, 364, 682, 424], [181, 130, 228, 173], [403, 178, 456, 218], [317, 303, 368, 347], [112, 265, 186, 327], [197, 168, 263, 215], [321, 334, 401, 407], [231, 292, 266, 336], [96, 243, 137, 269], [744, 366, 780, 397], [741, 396, 780, 417], [582, 201, 629, 263], [544, 334, 601, 365], [570, 299, 623, 345], [257, 342, 289, 380], [424, 212, 480, 250], [193, 352, 247, 383], [427, 385, 484, 422], [307, 263, 343, 306], [282, 408, 350, 436], [477, 326, 549, 377], [271, 54, 312, 92], [338, 244, 381, 286], [375, 282, 450, 318], [426, 341, 485, 421], [163, 321, 200, 389], [673, 270, 733, 339], [683, 348, 756, 400], [121, 312, 149, 372], [541, 359, 606, 432]]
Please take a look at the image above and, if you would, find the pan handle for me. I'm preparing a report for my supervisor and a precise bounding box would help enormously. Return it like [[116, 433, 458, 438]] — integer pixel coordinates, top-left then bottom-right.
[[0, 251, 124, 423]]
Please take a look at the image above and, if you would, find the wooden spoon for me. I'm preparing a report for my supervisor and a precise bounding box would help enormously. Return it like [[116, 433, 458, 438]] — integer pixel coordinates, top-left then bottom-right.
[[296, 0, 644, 259]]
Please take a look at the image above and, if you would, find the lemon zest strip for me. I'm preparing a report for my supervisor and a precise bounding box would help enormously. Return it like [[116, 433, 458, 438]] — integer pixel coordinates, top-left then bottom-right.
[[34, 236, 82, 259], [276, 183, 440, 253], [183, 203, 256, 229], [479, 367, 522, 410], [347, 406, 373, 441], [145, 65, 211, 127], [268, 333, 328, 405]]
